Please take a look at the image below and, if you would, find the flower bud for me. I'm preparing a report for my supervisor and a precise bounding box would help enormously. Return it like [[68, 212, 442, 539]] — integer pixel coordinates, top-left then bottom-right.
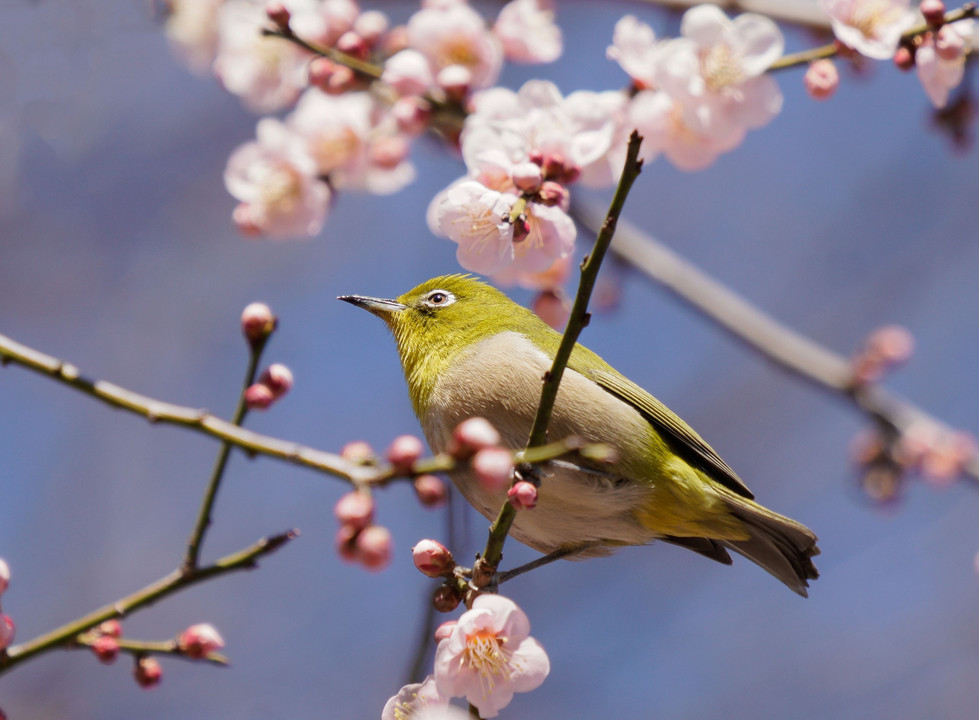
[[450, 417, 501, 458], [356, 525, 392, 570], [804, 59, 839, 101], [536, 181, 569, 208], [337, 31, 369, 60], [334, 490, 375, 530], [369, 136, 409, 170], [354, 10, 389, 46], [0, 558, 9, 595], [335, 524, 360, 562], [436, 64, 472, 102], [532, 289, 569, 331], [178, 623, 225, 659], [0, 615, 14, 650], [244, 382, 276, 409], [434, 620, 457, 643], [387, 434, 425, 470], [512, 163, 543, 194], [91, 636, 120, 665], [472, 447, 514, 492], [134, 656, 162, 688], [507, 480, 538, 510], [232, 203, 262, 237], [920, 0, 946, 25], [413, 474, 449, 507], [241, 302, 276, 345], [392, 97, 432, 135], [260, 363, 294, 397], [935, 25, 965, 61], [893, 45, 915, 71], [432, 584, 461, 613], [97, 619, 123, 638], [341, 440, 376, 465], [382, 24, 409, 56], [265, 3, 291, 31], [412, 539, 455, 577]]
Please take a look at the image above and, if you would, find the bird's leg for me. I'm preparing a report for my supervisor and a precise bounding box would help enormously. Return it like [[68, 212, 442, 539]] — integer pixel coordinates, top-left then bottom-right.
[[494, 543, 600, 585]]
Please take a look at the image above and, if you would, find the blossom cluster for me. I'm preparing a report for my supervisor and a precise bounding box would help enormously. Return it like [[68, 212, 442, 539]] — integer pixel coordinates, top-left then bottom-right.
[[383, 594, 549, 719], [0, 559, 13, 654]]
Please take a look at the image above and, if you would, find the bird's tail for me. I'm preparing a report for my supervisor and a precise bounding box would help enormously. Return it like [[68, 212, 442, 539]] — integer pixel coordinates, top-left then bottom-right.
[[717, 489, 820, 597]]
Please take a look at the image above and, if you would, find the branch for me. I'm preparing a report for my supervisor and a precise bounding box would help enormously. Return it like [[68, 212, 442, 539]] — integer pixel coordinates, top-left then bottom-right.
[[0, 530, 297, 675], [475, 131, 646, 576], [571, 201, 979, 486]]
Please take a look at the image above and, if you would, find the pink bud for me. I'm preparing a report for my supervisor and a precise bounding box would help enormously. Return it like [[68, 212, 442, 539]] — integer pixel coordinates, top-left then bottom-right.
[[387, 434, 424, 470], [241, 302, 276, 345], [0, 615, 14, 650], [98, 619, 123, 638], [369, 136, 409, 170], [432, 584, 461, 612], [472, 447, 513, 492], [921, 431, 976, 484], [309, 59, 356, 95], [512, 163, 543, 194], [935, 25, 965, 61], [134, 656, 162, 688], [512, 214, 530, 244], [381, 24, 409, 55], [893, 45, 915, 71], [341, 440, 376, 465], [434, 620, 457, 643], [412, 539, 455, 577], [356, 525, 392, 570], [232, 203, 262, 237], [261, 363, 294, 397], [336, 31, 369, 60], [0, 558, 9, 595], [532, 289, 570, 330], [354, 10, 389, 46], [392, 97, 432, 135], [335, 524, 360, 562], [436, 64, 472, 102], [528, 149, 545, 166], [920, 0, 946, 25], [507, 480, 538, 510], [413, 474, 449, 507], [536, 181, 569, 208], [540, 153, 566, 180], [178, 623, 225, 659], [334, 491, 375, 530], [91, 636, 120, 664], [244, 382, 275, 409], [561, 163, 581, 185], [804, 59, 839, 100], [451, 417, 501, 457], [867, 325, 914, 364], [266, 3, 291, 30]]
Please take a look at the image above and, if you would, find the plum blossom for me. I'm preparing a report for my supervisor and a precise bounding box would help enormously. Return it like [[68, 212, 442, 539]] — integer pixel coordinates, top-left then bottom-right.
[[164, 0, 225, 75], [213, 0, 312, 113], [288, 90, 415, 194], [606, 15, 662, 89], [433, 594, 549, 718], [224, 118, 332, 239], [653, 5, 785, 139], [494, 0, 563, 64], [407, 2, 503, 90], [916, 21, 974, 108], [433, 181, 517, 274], [820, 0, 916, 59], [382, 676, 461, 720]]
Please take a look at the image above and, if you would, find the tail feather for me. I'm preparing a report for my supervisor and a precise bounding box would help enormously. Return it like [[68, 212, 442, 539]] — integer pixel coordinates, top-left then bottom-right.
[[718, 491, 820, 597]]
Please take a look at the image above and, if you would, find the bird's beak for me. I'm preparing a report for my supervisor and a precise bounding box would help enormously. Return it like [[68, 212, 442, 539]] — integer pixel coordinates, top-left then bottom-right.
[[337, 294, 406, 319]]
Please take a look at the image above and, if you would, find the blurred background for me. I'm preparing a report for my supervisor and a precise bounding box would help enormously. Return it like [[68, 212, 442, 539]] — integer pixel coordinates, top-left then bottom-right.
[[2, 1, 979, 718]]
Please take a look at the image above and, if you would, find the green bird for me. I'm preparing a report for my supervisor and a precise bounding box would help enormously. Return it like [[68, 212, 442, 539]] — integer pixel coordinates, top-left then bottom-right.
[[340, 274, 819, 596]]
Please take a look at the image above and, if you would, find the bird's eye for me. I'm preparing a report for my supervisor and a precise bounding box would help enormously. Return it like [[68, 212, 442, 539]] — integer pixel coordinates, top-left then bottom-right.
[[423, 290, 455, 308]]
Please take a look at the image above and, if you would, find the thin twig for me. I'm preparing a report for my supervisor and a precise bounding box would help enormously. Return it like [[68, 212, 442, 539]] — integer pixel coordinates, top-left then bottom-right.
[[73, 635, 230, 666]]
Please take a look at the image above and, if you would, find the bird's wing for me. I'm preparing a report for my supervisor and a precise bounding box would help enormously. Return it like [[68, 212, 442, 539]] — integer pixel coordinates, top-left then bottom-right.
[[586, 369, 755, 499]]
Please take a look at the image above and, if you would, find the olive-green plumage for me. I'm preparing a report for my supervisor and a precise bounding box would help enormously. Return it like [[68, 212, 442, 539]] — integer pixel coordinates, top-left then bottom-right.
[[340, 274, 820, 596]]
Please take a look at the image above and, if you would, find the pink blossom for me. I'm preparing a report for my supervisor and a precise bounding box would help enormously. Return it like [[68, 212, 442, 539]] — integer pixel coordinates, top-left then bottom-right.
[[408, 2, 503, 90], [494, 0, 563, 64], [383, 50, 436, 97], [224, 118, 331, 239], [531, 288, 570, 330], [213, 1, 310, 113], [288, 91, 416, 195], [452, 417, 502, 456], [164, 0, 225, 75], [606, 15, 662, 89], [382, 676, 451, 720], [0, 615, 13, 650], [134, 657, 162, 688], [334, 490, 375, 530], [289, 0, 360, 46], [491, 254, 572, 292], [433, 594, 549, 718], [820, 0, 916, 59], [471, 447, 514, 492], [0, 558, 8, 595], [518, 202, 576, 273], [178, 623, 225, 658], [916, 21, 973, 108], [355, 525, 392, 570], [412, 539, 455, 577], [653, 5, 785, 139], [241, 302, 277, 344], [629, 89, 745, 171], [387, 434, 425, 469], [804, 59, 841, 100], [413, 474, 449, 507], [507, 480, 538, 509], [261, 363, 294, 397], [433, 181, 517, 275], [354, 10, 389, 46]]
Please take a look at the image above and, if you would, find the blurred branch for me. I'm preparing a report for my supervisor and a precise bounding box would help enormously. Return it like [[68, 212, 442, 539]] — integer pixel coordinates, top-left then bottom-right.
[[572, 202, 979, 486], [0, 530, 296, 675]]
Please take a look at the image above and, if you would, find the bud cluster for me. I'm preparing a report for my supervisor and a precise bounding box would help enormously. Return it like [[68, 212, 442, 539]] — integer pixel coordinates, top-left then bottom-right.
[[0, 559, 13, 652], [850, 325, 915, 386], [334, 489, 391, 571]]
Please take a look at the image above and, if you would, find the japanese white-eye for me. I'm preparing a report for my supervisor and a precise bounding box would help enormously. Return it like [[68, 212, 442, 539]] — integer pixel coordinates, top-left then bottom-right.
[[340, 275, 819, 596]]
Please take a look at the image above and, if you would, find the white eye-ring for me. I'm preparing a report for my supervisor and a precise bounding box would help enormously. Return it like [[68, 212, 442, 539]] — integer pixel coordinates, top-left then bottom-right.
[[423, 289, 456, 308]]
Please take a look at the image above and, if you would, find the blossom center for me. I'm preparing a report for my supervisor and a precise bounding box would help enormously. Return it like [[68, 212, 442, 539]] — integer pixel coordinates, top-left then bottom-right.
[[701, 43, 745, 92], [849, 0, 902, 39], [313, 127, 361, 173], [437, 39, 480, 69], [465, 629, 512, 685], [260, 165, 302, 213]]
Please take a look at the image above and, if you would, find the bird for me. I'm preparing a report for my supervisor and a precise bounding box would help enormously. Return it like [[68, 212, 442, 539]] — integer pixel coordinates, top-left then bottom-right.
[[340, 274, 819, 596]]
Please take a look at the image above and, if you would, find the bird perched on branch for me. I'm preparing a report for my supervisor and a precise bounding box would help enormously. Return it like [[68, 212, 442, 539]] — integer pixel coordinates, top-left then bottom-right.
[[341, 274, 819, 596]]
